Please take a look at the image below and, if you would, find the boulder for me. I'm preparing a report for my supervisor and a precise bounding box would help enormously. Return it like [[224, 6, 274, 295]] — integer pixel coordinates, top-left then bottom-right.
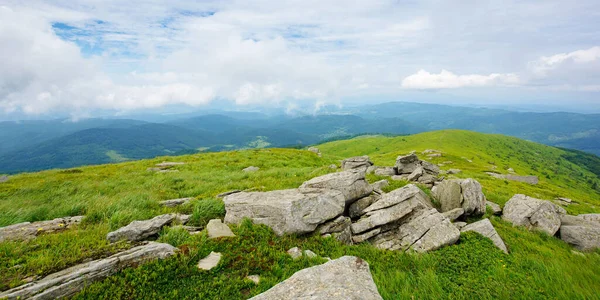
[[502, 194, 563, 235], [407, 166, 423, 181], [243, 166, 260, 172], [461, 218, 508, 253], [0, 216, 83, 242], [374, 167, 396, 176], [308, 147, 320, 154], [107, 214, 175, 243], [349, 194, 381, 219], [371, 180, 389, 193], [432, 180, 462, 212], [420, 161, 440, 175], [287, 247, 303, 259], [432, 179, 486, 216], [560, 224, 600, 251], [300, 169, 373, 206], [395, 153, 420, 174], [249, 256, 383, 300], [223, 188, 345, 236], [198, 252, 222, 270], [0, 242, 176, 300], [159, 197, 193, 207], [341, 156, 373, 171], [0, 175, 8, 183], [352, 228, 381, 243], [486, 201, 502, 215], [442, 208, 464, 221], [206, 219, 236, 239]]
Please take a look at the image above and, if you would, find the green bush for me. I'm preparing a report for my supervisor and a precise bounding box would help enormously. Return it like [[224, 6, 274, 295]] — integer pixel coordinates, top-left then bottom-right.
[[189, 198, 226, 227]]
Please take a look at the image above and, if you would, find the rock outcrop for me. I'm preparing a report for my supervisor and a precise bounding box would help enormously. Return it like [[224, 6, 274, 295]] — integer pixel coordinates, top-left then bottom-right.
[[317, 216, 352, 244], [341, 156, 373, 171], [461, 218, 508, 253], [0, 216, 83, 242], [442, 208, 465, 221], [0, 242, 176, 300], [107, 214, 179, 243], [486, 172, 539, 184], [250, 256, 383, 300], [299, 169, 373, 206], [374, 167, 396, 176], [159, 197, 193, 207], [349, 194, 381, 219], [394, 154, 441, 187], [431, 179, 486, 216], [502, 194, 564, 235], [559, 215, 600, 251], [223, 188, 345, 236]]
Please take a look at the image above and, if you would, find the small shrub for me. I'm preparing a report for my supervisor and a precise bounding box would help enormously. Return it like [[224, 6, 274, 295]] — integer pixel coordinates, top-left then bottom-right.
[[189, 198, 226, 227]]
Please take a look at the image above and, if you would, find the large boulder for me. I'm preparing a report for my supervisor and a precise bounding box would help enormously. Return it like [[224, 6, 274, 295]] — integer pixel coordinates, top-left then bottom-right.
[[394, 153, 420, 174], [0, 242, 176, 300], [250, 256, 383, 300], [223, 188, 345, 236], [300, 169, 373, 206], [559, 215, 600, 251], [461, 218, 508, 253], [579, 214, 600, 223], [502, 194, 564, 236], [0, 216, 83, 242], [432, 179, 486, 216], [107, 214, 176, 243], [341, 156, 373, 171]]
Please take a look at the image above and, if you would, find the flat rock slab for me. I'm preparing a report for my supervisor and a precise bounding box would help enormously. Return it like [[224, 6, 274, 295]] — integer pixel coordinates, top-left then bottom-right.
[[0, 216, 83, 242], [159, 197, 193, 207], [486, 172, 539, 184], [0, 242, 176, 300], [559, 215, 600, 251], [461, 218, 508, 253], [198, 252, 222, 270], [442, 208, 465, 222], [341, 156, 373, 171], [250, 256, 383, 300], [502, 194, 563, 236], [107, 214, 176, 243], [206, 219, 235, 239], [243, 166, 260, 172], [300, 169, 373, 206], [156, 162, 185, 167]]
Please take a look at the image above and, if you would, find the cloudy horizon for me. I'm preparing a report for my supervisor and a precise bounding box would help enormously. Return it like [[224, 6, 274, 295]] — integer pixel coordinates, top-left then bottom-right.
[[1, 0, 599, 120]]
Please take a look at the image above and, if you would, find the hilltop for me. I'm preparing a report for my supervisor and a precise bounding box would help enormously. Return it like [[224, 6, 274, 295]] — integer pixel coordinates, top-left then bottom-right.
[[1, 130, 600, 299]]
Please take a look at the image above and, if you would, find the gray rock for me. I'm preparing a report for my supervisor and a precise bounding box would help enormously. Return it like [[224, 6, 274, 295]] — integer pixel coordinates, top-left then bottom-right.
[[224, 188, 345, 236], [216, 190, 242, 198], [420, 160, 440, 175], [447, 169, 461, 174], [249, 256, 383, 300], [303, 250, 317, 258], [198, 252, 222, 270], [329, 164, 338, 169], [308, 147, 320, 154], [243, 166, 260, 172], [560, 224, 600, 251], [395, 153, 420, 174], [391, 175, 409, 181], [407, 166, 423, 181], [486, 201, 502, 215], [422, 149, 441, 154], [371, 180, 389, 192], [442, 208, 465, 221], [502, 194, 563, 235], [206, 219, 236, 239], [461, 218, 508, 253], [0, 216, 83, 242], [349, 194, 381, 219], [0, 175, 8, 183], [0, 242, 176, 300], [174, 214, 191, 225], [300, 169, 373, 206], [427, 153, 442, 157], [156, 162, 185, 167], [556, 197, 572, 204], [352, 228, 381, 243], [579, 214, 600, 224], [341, 156, 373, 171], [453, 221, 468, 229], [287, 247, 303, 259], [374, 167, 396, 176], [486, 172, 539, 184], [363, 184, 431, 213], [366, 166, 378, 174], [159, 197, 193, 207], [317, 216, 352, 235], [246, 275, 261, 284], [432, 180, 462, 213], [432, 179, 486, 216], [107, 214, 175, 243]]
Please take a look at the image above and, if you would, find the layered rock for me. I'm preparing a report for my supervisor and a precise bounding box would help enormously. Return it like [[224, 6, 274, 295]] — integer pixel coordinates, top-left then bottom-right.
[[394, 154, 440, 187], [0, 242, 176, 300], [223, 188, 345, 236], [250, 256, 383, 300], [349, 194, 381, 219], [107, 214, 178, 243], [461, 218, 508, 253], [341, 155, 373, 171], [559, 215, 600, 251], [0, 216, 83, 242], [502, 194, 564, 235], [374, 167, 396, 176], [299, 169, 373, 206], [317, 216, 353, 244], [431, 179, 486, 216]]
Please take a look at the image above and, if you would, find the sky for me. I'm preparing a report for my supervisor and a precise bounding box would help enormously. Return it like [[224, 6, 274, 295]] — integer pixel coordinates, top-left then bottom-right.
[[0, 0, 599, 120]]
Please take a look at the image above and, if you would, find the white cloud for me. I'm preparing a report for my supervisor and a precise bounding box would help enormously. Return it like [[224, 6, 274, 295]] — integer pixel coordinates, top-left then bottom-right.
[[401, 70, 520, 89], [529, 46, 600, 76]]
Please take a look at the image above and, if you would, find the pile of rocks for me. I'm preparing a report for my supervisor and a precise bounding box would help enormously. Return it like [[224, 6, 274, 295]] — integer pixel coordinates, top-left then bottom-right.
[[361, 154, 442, 188], [0, 216, 83, 242]]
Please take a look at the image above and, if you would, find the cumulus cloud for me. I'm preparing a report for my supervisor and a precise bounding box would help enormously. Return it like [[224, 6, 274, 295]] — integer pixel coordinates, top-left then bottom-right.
[[401, 70, 520, 89], [529, 46, 600, 76]]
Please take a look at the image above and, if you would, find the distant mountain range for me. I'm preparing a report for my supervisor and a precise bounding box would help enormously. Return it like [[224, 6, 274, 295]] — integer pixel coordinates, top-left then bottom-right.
[[1, 101, 599, 173]]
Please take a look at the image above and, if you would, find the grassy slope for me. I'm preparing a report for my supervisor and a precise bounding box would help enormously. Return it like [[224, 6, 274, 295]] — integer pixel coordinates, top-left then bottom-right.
[[1, 130, 600, 299]]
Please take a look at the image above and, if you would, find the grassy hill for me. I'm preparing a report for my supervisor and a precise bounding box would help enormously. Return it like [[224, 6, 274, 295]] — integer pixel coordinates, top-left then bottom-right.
[[1, 130, 600, 299]]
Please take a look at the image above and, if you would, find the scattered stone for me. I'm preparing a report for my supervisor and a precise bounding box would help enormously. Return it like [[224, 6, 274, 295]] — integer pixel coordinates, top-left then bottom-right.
[[349, 194, 381, 219], [159, 197, 193, 207], [442, 208, 465, 221], [287, 247, 303, 259], [391, 175, 408, 181], [371, 179, 389, 193], [174, 214, 191, 225], [206, 219, 236, 239], [329, 164, 338, 169], [107, 214, 175, 243], [243, 166, 260, 172], [180, 225, 203, 233], [0, 242, 176, 300], [502, 194, 564, 235], [246, 275, 261, 284], [0, 175, 8, 183], [556, 197, 572, 204], [453, 221, 468, 229], [249, 256, 383, 300], [217, 190, 242, 198], [303, 250, 317, 258], [507, 168, 515, 173], [300, 169, 373, 206], [0, 216, 83, 242], [427, 153, 442, 157], [156, 162, 185, 167], [461, 218, 508, 253], [571, 250, 585, 257], [147, 167, 162, 172], [559, 214, 600, 251], [198, 252, 222, 270], [308, 147, 320, 154], [341, 156, 373, 171], [224, 188, 345, 236], [485, 172, 539, 184], [407, 166, 423, 181], [447, 169, 461, 174], [432, 179, 486, 216], [486, 201, 502, 215], [374, 167, 396, 176]]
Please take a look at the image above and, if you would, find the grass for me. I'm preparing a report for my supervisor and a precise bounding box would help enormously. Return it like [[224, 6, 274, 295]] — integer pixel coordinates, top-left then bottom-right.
[[1, 130, 600, 298]]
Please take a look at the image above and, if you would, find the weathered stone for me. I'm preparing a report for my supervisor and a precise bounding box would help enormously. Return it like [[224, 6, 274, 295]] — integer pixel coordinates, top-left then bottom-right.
[[156, 162, 185, 167], [352, 228, 381, 243], [486, 172, 539, 184], [107, 214, 175, 243], [246, 275, 261, 284], [391, 175, 409, 181], [216, 190, 242, 198], [407, 166, 423, 181], [349, 194, 381, 219], [427, 153, 442, 157], [243, 166, 260, 172], [422, 149, 441, 154], [447, 169, 461, 174], [460, 179, 487, 216], [461, 218, 508, 253], [432, 180, 463, 213], [367, 166, 377, 174], [329, 164, 338, 169], [224, 188, 345, 236], [0, 175, 8, 183], [502, 194, 563, 235], [317, 216, 351, 235], [579, 214, 600, 224], [198, 252, 222, 270], [249, 256, 383, 300], [560, 224, 600, 252], [331, 225, 353, 245], [420, 160, 440, 175], [374, 167, 396, 176], [308, 147, 320, 154], [159, 197, 193, 207], [341, 155, 373, 171], [303, 250, 317, 258], [0, 216, 83, 242], [556, 197, 572, 204], [371, 179, 389, 192], [0, 242, 176, 300], [300, 169, 373, 205], [206, 219, 236, 239], [174, 214, 191, 225], [417, 174, 437, 185], [370, 208, 460, 253], [363, 184, 431, 213], [453, 221, 468, 229], [442, 208, 464, 221], [395, 153, 420, 174], [486, 201, 502, 215]]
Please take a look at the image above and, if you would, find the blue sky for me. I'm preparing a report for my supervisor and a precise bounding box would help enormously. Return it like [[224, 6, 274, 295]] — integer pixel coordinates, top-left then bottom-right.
[[0, 0, 599, 119]]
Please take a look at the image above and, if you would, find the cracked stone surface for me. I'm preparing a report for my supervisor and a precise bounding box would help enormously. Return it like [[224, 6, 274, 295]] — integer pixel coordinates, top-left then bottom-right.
[[502, 194, 563, 235]]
